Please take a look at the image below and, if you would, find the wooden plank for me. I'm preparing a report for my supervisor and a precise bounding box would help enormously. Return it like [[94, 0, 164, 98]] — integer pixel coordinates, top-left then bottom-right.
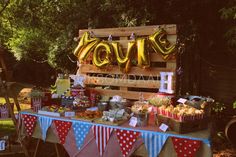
[[118, 68, 128, 91], [79, 64, 175, 76], [87, 88, 156, 100], [119, 36, 128, 40], [79, 25, 177, 37], [150, 53, 176, 62], [118, 34, 137, 92], [166, 62, 177, 69], [85, 76, 160, 89], [107, 34, 176, 49]]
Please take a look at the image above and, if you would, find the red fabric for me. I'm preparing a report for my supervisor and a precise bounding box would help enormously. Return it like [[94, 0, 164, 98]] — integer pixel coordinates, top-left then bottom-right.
[[172, 137, 202, 157], [54, 120, 72, 144], [116, 129, 140, 157], [93, 126, 113, 156], [22, 114, 37, 137]]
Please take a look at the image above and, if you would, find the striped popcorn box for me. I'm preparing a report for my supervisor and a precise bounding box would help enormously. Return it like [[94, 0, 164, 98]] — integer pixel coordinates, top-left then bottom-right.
[[197, 114, 202, 120], [170, 112, 174, 119], [184, 115, 190, 121], [188, 115, 193, 121], [200, 113, 204, 119], [162, 109, 167, 116], [32, 97, 42, 112], [190, 115, 194, 121], [179, 115, 183, 122], [191, 115, 195, 121], [157, 107, 162, 115], [0, 105, 9, 119], [173, 113, 178, 120], [167, 111, 172, 118]]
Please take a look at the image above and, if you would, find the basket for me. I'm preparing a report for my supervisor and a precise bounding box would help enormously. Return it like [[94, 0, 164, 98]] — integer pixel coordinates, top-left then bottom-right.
[[183, 95, 214, 117], [156, 114, 208, 134]]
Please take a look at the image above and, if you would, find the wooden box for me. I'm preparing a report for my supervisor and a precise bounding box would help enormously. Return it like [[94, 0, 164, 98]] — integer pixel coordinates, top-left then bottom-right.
[[156, 114, 208, 134]]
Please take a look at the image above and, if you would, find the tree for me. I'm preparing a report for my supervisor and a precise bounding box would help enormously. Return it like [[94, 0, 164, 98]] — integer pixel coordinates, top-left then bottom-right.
[[0, 0, 235, 91], [219, 0, 236, 56], [0, 0, 90, 71]]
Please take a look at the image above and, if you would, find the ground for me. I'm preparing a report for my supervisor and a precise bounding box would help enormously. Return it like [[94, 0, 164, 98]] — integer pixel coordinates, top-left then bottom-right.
[[0, 88, 235, 157]]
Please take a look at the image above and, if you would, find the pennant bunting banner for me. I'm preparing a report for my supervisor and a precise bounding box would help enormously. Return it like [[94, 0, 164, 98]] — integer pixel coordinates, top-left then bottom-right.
[[141, 132, 169, 157], [38, 116, 53, 141], [22, 114, 38, 137], [93, 125, 113, 156], [72, 121, 91, 150], [116, 129, 140, 157], [54, 120, 72, 144], [171, 137, 202, 157]]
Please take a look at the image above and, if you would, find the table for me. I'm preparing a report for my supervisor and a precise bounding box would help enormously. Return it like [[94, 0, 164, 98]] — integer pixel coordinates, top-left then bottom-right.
[[19, 111, 212, 157]]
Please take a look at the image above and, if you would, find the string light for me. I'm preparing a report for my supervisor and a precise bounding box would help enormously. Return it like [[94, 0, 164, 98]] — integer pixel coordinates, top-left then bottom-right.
[[28, 57, 48, 64], [67, 54, 77, 63]]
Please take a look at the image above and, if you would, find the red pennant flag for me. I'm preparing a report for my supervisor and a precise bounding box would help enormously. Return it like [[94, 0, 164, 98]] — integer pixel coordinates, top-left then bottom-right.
[[54, 120, 72, 144], [116, 129, 140, 157], [22, 114, 38, 137], [172, 137, 202, 157], [93, 125, 113, 156]]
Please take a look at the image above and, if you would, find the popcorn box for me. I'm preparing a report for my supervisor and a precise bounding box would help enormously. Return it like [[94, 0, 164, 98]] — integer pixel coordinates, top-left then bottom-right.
[[167, 111, 173, 118], [31, 97, 42, 112]]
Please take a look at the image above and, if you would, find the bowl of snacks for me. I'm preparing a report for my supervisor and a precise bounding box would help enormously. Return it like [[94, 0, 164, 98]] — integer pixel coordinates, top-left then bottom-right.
[[131, 101, 151, 127]]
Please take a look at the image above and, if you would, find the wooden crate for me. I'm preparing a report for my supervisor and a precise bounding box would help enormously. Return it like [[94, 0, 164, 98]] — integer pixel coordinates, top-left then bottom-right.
[[156, 115, 208, 134], [77, 25, 177, 100]]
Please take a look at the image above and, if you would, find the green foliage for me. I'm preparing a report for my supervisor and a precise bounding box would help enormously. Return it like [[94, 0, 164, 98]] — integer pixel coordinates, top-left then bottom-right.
[[212, 101, 226, 114], [0, 0, 88, 71], [233, 101, 236, 109], [220, 6, 236, 20], [219, 1, 236, 55], [7, 28, 49, 61], [0, 0, 235, 74]]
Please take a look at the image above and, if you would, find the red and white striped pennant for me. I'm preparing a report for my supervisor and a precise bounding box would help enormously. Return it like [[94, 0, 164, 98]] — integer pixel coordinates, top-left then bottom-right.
[[92, 125, 113, 156]]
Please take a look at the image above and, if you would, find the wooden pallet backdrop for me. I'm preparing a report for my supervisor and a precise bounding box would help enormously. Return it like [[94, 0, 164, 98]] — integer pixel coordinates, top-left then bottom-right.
[[76, 25, 177, 100]]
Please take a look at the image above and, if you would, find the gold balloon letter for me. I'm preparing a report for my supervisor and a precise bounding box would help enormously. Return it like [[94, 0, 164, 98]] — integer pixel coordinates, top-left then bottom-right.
[[137, 38, 150, 68], [148, 29, 176, 59], [93, 41, 113, 68], [73, 32, 100, 61], [111, 41, 136, 72]]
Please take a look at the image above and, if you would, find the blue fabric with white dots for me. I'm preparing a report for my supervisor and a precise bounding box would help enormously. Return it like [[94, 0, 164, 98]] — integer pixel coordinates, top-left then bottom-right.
[[72, 121, 92, 150]]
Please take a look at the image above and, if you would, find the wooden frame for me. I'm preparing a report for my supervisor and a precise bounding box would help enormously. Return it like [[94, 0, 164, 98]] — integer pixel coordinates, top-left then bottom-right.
[[77, 25, 177, 100]]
